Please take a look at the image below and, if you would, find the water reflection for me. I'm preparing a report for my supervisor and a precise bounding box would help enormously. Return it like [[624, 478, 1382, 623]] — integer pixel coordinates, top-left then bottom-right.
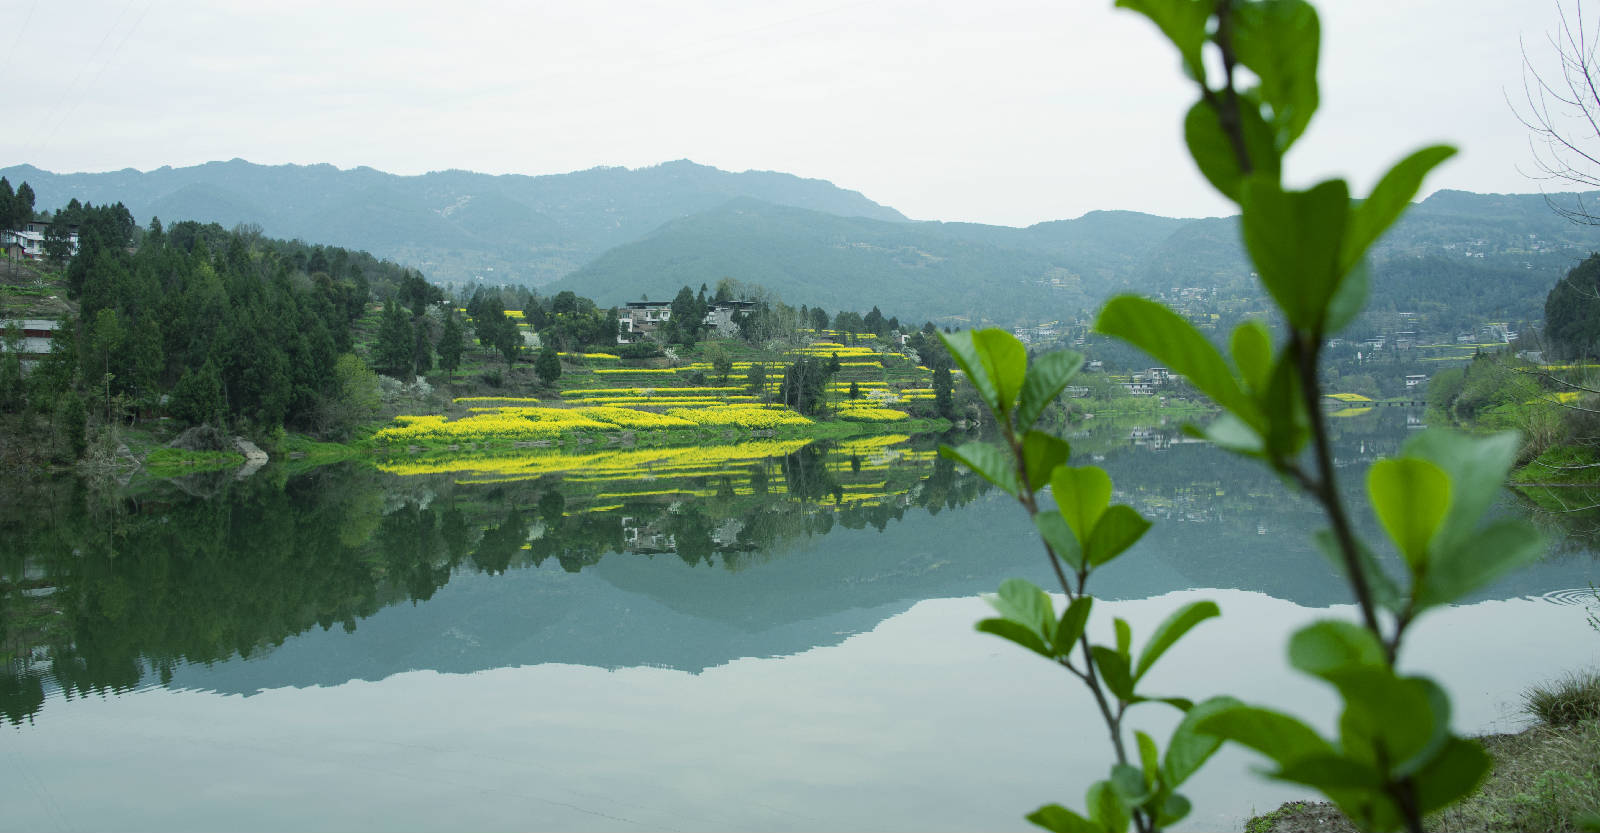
[[2, 413, 1596, 728], [0, 433, 988, 724]]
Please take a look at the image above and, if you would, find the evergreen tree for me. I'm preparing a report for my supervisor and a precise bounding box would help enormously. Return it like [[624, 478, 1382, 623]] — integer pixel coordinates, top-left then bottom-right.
[[933, 365, 954, 419], [437, 312, 463, 378], [169, 361, 226, 427], [375, 299, 413, 377], [412, 320, 434, 376], [747, 363, 767, 397], [535, 346, 561, 385]]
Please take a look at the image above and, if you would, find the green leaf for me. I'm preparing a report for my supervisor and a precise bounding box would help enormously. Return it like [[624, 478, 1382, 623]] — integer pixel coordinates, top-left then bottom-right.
[[1092, 646, 1135, 701], [1195, 704, 1332, 767], [1326, 667, 1444, 774], [1135, 730, 1160, 787], [1417, 519, 1545, 610], [1165, 695, 1243, 787], [1036, 512, 1086, 571], [1052, 465, 1114, 546], [1056, 596, 1094, 652], [1412, 737, 1492, 815], [1342, 145, 1457, 275], [1096, 295, 1253, 419], [1135, 600, 1221, 682], [1110, 763, 1153, 806], [1085, 505, 1152, 566], [1260, 352, 1310, 460], [1114, 0, 1211, 82], [1324, 259, 1370, 334], [974, 328, 1028, 416], [976, 618, 1053, 658], [1114, 618, 1133, 659], [1272, 753, 1382, 789], [1239, 177, 1351, 331], [1184, 98, 1282, 203], [1402, 430, 1521, 558], [1023, 431, 1072, 493], [1197, 413, 1265, 456], [990, 577, 1056, 635], [1230, 320, 1273, 393], [1027, 804, 1103, 833], [1087, 780, 1131, 833], [1231, 0, 1321, 149], [1018, 350, 1086, 430], [1311, 529, 1402, 612], [1367, 457, 1452, 570], [940, 441, 1019, 498], [939, 330, 999, 415], [1287, 620, 1385, 680], [1155, 793, 1192, 827]]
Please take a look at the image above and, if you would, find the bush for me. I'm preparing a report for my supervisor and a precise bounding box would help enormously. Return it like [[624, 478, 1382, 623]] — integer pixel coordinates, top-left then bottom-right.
[[479, 370, 503, 388], [1525, 670, 1600, 727], [618, 342, 664, 359]]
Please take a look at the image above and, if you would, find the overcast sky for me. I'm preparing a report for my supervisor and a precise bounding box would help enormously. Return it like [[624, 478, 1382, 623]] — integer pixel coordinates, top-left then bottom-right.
[[0, 0, 1584, 226]]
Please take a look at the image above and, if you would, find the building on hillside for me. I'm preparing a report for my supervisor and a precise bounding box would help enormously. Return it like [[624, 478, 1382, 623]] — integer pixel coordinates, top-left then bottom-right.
[[618, 301, 673, 343], [1404, 374, 1428, 390], [0, 319, 60, 372], [703, 300, 756, 338], [0, 222, 79, 260]]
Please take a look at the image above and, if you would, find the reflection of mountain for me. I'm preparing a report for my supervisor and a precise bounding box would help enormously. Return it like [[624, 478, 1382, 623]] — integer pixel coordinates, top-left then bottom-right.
[[4, 419, 1597, 722]]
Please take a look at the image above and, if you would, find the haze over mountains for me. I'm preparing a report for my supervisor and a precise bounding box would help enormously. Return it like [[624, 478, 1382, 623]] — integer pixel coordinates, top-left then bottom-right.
[[5, 159, 1598, 327]]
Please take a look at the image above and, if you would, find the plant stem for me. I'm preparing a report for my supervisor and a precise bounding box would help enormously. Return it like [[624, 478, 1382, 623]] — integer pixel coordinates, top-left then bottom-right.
[[1292, 331, 1382, 636]]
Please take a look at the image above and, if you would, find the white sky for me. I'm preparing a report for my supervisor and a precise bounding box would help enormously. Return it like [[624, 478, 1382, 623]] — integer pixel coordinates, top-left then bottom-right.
[[0, 0, 1583, 226]]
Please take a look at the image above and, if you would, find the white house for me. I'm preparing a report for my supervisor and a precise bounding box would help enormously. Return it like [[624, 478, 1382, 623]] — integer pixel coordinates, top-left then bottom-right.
[[0, 222, 79, 260]]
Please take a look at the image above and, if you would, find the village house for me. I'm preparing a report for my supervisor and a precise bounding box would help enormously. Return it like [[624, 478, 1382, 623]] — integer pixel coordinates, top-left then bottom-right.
[[0, 319, 59, 372], [0, 221, 79, 260], [618, 301, 673, 344]]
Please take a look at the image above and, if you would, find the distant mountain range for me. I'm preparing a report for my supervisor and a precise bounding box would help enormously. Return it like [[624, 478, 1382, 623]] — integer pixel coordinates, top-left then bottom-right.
[[0, 158, 904, 286], [5, 159, 1599, 327]]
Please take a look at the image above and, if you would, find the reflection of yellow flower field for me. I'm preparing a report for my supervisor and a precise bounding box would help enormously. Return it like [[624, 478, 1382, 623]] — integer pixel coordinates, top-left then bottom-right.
[[372, 401, 815, 443], [665, 404, 813, 428], [379, 439, 812, 480]]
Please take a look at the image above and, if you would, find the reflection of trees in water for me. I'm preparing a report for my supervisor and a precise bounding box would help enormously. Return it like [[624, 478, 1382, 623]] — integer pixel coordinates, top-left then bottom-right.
[[0, 436, 982, 724]]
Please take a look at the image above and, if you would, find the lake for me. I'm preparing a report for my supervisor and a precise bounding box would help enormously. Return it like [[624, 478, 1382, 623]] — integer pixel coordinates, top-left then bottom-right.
[[3, 410, 1597, 832]]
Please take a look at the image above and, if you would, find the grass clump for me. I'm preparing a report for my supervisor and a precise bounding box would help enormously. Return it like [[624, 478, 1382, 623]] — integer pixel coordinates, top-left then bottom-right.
[[1526, 670, 1600, 728]]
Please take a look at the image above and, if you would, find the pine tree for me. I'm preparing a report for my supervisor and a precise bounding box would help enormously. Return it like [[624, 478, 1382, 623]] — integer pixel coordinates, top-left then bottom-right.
[[437, 312, 463, 378], [375, 299, 413, 377]]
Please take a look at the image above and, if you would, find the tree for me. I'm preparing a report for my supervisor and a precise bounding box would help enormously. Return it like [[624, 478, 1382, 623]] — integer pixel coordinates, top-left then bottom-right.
[[374, 299, 413, 377], [493, 318, 521, 371], [0, 178, 12, 231], [168, 361, 226, 427], [707, 344, 734, 384], [13, 182, 34, 223], [535, 346, 561, 386], [1514, 0, 1600, 222], [747, 362, 768, 397], [412, 319, 434, 376], [1545, 253, 1600, 357], [437, 311, 464, 378], [932, 365, 954, 419]]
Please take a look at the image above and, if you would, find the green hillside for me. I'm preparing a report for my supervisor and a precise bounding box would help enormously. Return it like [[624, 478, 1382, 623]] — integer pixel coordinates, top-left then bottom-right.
[[547, 198, 1098, 325], [1, 159, 907, 287]]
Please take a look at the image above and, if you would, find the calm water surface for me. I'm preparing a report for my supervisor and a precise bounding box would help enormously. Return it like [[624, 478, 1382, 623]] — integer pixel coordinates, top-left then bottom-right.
[[3, 413, 1597, 831]]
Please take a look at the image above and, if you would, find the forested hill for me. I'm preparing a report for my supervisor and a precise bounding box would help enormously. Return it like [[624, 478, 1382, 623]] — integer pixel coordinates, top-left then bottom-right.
[[545, 189, 1600, 329], [548, 199, 1090, 324], [0, 159, 905, 287]]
